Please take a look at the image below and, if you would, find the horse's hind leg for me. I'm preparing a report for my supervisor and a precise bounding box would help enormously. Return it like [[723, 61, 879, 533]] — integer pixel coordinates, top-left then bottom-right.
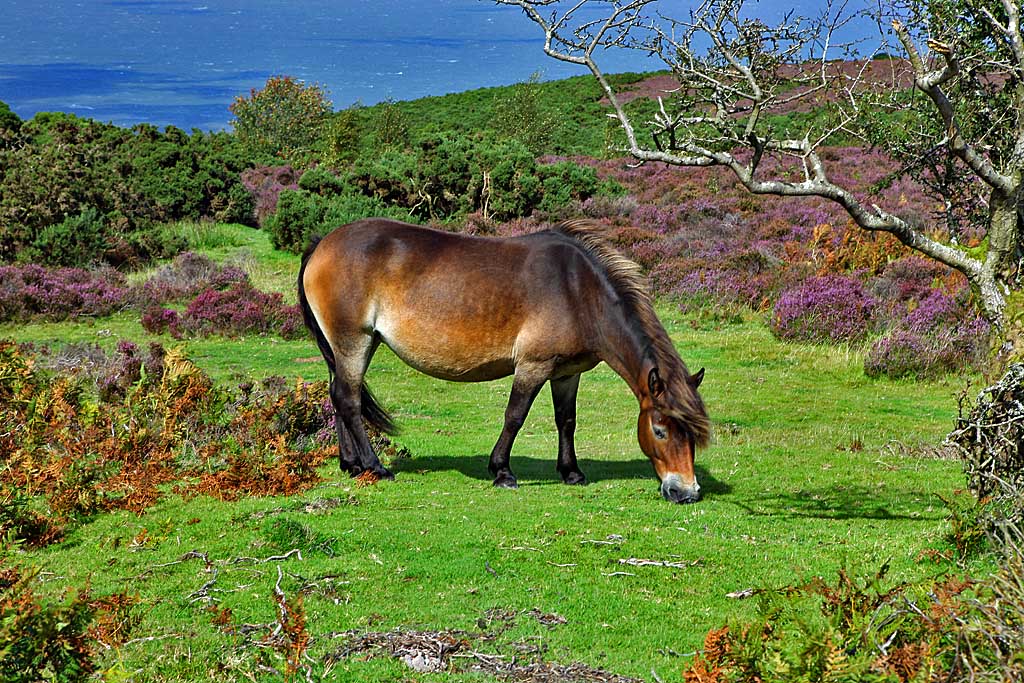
[[330, 335, 393, 479], [551, 374, 586, 485], [488, 365, 548, 489], [330, 376, 361, 474]]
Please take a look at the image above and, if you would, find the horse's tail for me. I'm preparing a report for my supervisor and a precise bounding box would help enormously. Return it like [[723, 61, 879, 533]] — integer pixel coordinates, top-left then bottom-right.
[[298, 236, 336, 374], [298, 235, 398, 435]]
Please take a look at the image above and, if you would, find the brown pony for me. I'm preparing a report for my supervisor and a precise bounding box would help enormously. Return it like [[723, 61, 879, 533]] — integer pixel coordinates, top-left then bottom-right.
[[298, 218, 710, 503]]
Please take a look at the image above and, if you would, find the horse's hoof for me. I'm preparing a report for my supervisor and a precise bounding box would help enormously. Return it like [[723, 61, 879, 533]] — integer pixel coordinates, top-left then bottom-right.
[[562, 471, 587, 486], [492, 473, 519, 489], [374, 467, 395, 481]]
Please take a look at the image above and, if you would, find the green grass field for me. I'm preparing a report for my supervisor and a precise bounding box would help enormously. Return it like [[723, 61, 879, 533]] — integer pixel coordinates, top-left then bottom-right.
[[2, 225, 977, 682]]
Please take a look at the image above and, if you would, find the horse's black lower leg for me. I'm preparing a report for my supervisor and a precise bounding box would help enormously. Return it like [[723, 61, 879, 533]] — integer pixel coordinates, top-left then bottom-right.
[[488, 375, 545, 489], [332, 378, 393, 479], [551, 374, 586, 485], [330, 377, 361, 474], [330, 338, 392, 480]]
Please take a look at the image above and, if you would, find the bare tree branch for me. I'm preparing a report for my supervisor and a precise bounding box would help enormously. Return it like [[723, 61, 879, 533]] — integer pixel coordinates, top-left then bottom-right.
[[498, 0, 1024, 325], [892, 20, 1014, 195]]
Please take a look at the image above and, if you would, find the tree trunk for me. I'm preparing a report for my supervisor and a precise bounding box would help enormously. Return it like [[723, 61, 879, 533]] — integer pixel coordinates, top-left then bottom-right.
[[980, 186, 1024, 367]]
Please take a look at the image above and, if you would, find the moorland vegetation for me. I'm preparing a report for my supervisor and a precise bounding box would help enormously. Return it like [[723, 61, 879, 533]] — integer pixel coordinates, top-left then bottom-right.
[[1, 7, 1023, 678]]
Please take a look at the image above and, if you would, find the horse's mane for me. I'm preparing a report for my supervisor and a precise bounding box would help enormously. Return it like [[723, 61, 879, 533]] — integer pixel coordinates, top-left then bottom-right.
[[551, 219, 711, 447]]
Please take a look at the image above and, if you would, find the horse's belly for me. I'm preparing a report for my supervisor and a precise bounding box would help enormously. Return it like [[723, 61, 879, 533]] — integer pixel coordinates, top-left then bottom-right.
[[376, 315, 517, 382]]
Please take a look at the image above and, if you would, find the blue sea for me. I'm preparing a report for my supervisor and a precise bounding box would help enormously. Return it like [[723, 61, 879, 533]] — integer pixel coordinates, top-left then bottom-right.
[[0, 1, 878, 131]]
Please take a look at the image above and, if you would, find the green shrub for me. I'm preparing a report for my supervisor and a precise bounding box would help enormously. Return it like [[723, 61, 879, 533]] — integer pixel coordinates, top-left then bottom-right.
[[0, 100, 20, 135], [322, 193, 412, 231], [264, 189, 327, 253], [537, 161, 601, 214], [265, 185, 413, 254], [0, 486, 62, 548], [0, 114, 253, 265], [681, 562, 975, 682], [322, 105, 365, 167], [230, 75, 331, 165], [344, 135, 611, 223], [491, 72, 558, 155], [24, 207, 108, 267], [212, 181, 255, 225], [298, 166, 350, 195], [373, 98, 411, 149]]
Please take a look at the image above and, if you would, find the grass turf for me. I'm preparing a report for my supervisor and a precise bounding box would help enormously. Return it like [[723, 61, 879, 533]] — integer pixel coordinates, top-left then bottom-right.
[[2, 225, 976, 681]]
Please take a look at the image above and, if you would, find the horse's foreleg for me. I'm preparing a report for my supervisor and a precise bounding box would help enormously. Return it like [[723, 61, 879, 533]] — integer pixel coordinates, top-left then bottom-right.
[[488, 368, 547, 489], [551, 374, 586, 485]]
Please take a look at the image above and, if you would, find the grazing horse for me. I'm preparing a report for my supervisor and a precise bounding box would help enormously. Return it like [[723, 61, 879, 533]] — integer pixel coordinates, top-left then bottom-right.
[[297, 218, 711, 503]]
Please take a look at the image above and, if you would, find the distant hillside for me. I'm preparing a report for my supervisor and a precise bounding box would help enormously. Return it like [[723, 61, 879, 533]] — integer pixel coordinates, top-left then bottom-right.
[[343, 71, 661, 158]]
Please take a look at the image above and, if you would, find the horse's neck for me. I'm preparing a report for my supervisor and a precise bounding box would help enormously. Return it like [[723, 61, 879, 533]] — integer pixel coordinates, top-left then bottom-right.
[[597, 306, 651, 402]]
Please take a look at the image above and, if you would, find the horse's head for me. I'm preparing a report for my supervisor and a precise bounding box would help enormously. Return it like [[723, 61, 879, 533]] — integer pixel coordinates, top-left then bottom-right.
[[638, 366, 705, 504]]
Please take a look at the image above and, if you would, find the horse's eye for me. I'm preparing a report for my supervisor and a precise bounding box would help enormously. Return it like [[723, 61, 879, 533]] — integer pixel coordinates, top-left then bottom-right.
[[652, 424, 668, 440]]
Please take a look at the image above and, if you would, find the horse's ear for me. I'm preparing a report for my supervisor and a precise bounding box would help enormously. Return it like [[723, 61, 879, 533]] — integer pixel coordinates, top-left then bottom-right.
[[689, 367, 705, 389], [648, 367, 665, 397]]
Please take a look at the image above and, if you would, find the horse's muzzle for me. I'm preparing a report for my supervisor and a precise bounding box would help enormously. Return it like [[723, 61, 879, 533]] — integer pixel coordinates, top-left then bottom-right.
[[661, 476, 701, 504]]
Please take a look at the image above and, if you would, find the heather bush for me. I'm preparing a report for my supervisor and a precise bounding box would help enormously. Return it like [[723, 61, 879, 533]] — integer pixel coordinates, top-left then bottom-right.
[[96, 341, 144, 402], [164, 282, 302, 339], [140, 306, 182, 338], [870, 255, 950, 305], [863, 330, 931, 379], [240, 164, 299, 226], [0, 253, 254, 324], [674, 268, 780, 311], [0, 263, 129, 322], [580, 193, 639, 219], [129, 251, 247, 308], [865, 290, 990, 378], [771, 275, 876, 343]]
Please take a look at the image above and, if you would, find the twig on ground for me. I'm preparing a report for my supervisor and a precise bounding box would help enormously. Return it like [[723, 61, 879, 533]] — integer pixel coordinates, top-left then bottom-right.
[[618, 557, 700, 569], [187, 568, 220, 604], [581, 534, 625, 546], [228, 548, 304, 565]]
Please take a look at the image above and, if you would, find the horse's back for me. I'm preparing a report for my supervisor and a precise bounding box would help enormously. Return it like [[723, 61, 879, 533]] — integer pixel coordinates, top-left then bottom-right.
[[303, 219, 601, 381]]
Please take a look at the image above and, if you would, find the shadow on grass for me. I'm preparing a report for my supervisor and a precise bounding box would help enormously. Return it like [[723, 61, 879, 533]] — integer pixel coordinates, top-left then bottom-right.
[[732, 485, 943, 521], [393, 453, 731, 495]]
